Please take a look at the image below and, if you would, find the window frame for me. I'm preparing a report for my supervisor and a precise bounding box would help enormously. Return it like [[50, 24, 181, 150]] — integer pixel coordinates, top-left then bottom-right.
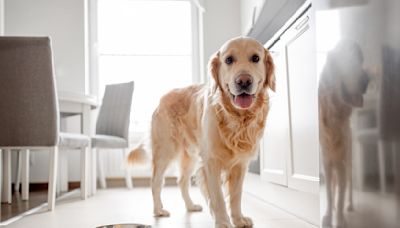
[[87, 0, 204, 99]]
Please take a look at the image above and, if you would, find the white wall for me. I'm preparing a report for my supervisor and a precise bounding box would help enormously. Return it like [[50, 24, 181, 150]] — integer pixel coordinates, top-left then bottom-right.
[[0, 0, 4, 35], [202, 0, 241, 78], [4, 0, 87, 94]]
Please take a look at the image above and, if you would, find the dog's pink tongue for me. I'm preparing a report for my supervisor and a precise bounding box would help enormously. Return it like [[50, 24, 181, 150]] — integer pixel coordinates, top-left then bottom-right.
[[234, 94, 253, 108]]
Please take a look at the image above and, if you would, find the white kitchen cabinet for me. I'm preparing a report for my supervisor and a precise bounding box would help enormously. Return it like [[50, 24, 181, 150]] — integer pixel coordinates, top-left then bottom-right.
[[261, 41, 291, 186], [243, 4, 319, 225], [261, 8, 319, 194], [285, 13, 319, 194], [241, 0, 307, 43]]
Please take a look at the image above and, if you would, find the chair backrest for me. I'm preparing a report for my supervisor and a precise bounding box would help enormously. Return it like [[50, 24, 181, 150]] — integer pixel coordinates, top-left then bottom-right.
[[0, 37, 59, 147], [96, 81, 134, 140]]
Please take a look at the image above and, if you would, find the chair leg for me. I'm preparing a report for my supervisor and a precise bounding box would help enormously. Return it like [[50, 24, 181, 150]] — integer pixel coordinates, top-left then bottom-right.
[[378, 140, 387, 193], [80, 147, 88, 200], [124, 149, 133, 189], [56, 162, 61, 197], [355, 142, 365, 190], [97, 148, 107, 189], [2, 149, 12, 204], [59, 149, 69, 193], [92, 148, 97, 195], [392, 142, 400, 196], [14, 150, 21, 192], [48, 147, 59, 211], [21, 149, 30, 200]]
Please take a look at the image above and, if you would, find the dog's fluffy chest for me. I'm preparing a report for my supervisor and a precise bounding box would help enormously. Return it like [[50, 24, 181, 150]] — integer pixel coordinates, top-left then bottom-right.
[[212, 104, 267, 158]]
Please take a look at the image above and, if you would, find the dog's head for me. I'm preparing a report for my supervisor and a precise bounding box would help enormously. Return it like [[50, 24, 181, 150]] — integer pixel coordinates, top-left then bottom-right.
[[208, 37, 275, 110], [327, 40, 369, 107]]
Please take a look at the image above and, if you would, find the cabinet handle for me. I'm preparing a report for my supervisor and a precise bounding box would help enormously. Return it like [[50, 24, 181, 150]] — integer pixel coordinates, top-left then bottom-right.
[[295, 16, 309, 30]]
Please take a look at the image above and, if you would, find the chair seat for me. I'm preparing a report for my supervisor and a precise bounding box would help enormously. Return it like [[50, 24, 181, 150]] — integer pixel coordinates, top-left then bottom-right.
[[59, 132, 90, 148], [92, 134, 128, 148]]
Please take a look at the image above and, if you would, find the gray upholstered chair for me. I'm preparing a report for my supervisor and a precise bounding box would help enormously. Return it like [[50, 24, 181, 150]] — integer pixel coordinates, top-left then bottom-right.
[[0, 37, 89, 210], [92, 81, 134, 189]]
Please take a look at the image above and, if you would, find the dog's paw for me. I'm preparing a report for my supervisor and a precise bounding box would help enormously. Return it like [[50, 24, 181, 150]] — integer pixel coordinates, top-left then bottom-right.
[[232, 216, 253, 228], [215, 220, 233, 228], [322, 214, 332, 227], [153, 208, 170, 217], [187, 204, 203, 212]]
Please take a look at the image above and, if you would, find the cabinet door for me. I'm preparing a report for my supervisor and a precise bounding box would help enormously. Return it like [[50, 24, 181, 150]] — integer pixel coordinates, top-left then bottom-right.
[[285, 14, 319, 194], [261, 44, 291, 186]]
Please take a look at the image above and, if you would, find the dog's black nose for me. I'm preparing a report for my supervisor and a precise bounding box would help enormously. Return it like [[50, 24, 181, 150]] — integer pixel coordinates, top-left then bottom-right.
[[235, 74, 253, 90]]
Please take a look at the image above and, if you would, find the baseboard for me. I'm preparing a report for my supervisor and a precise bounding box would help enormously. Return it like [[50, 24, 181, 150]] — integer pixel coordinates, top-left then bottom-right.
[[15, 177, 179, 192], [12, 182, 82, 192]]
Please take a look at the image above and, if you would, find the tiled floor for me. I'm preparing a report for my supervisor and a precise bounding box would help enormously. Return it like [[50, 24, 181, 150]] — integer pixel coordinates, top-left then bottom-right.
[[5, 187, 317, 228]]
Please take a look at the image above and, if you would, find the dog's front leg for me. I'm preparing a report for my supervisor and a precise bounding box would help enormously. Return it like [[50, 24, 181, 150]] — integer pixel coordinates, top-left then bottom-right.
[[204, 159, 233, 228], [228, 163, 253, 227]]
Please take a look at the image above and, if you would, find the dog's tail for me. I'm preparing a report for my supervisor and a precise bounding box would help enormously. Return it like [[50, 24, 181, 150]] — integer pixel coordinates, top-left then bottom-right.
[[126, 143, 149, 165]]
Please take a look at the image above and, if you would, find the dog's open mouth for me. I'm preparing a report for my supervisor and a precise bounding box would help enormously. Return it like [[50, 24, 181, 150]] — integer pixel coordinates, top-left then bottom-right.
[[233, 93, 254, 109]]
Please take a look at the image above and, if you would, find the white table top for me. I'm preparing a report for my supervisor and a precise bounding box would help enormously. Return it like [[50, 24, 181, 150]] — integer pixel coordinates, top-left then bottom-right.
[[58, 90, 98, 108]]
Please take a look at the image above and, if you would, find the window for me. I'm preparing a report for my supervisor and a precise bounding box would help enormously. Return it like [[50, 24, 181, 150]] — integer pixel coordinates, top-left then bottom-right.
[[97, 0, 195, 133]]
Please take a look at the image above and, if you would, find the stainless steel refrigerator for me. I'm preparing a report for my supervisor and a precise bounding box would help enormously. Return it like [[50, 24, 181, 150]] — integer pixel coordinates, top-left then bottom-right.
[[315, 0, 400, 227]]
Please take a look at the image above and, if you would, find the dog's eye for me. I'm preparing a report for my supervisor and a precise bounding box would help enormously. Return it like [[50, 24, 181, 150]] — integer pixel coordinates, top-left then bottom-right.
[[225, 56, 234, 65], [251, 54, 260, 63]]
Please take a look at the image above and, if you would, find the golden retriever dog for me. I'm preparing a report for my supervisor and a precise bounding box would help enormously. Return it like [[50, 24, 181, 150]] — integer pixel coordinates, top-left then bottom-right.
[[127, 37, 275, 228], [319, 40, 369, 227]]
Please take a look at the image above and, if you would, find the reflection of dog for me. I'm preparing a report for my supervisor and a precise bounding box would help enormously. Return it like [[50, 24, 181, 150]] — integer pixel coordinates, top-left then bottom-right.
[[128, 37, 275, 228], [319, 40, 369, 227]]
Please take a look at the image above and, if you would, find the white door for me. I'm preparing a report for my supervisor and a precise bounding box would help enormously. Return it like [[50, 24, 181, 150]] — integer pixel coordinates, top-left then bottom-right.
[[285, 13, 319, 194], [261, 42, 291, 186], [261, 11, 319, 194]]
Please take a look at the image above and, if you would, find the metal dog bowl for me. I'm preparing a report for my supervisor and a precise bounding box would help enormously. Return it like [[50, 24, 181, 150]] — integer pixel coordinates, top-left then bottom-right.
[[97, 224, 151, 228]]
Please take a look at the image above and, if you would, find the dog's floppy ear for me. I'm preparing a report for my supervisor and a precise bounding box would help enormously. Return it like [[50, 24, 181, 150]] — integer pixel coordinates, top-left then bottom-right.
[[264, 49, 276, 92], [208, 51, 221, 92]]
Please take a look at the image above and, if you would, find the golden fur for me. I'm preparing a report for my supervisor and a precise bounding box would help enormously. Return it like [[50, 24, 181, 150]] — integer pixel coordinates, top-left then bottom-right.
[[127, 37, 275, 228]]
